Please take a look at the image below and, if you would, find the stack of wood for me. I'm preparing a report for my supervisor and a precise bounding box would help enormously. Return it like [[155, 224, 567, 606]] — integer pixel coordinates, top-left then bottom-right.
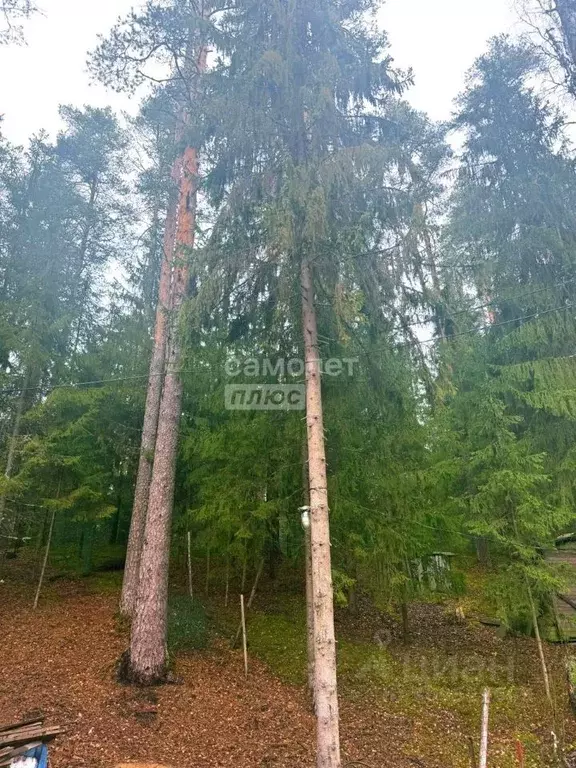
[[0, 717, 64, 766]]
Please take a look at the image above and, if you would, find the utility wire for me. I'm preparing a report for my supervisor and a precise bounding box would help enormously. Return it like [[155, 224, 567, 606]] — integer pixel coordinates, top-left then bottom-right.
[[0, 302, 573, 398], [414, 302, 574, 347], [0, 368, 199, 398], [401, 277, 576, 330]]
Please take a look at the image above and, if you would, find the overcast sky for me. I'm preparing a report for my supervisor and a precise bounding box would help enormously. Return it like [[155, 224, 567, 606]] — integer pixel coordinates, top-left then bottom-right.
[[0, 0, 518, 145]]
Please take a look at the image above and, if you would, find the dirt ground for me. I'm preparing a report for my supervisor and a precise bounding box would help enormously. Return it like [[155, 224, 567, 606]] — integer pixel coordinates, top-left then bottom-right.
[[4, 566, 576, 768], [0, 577, 418, 768]]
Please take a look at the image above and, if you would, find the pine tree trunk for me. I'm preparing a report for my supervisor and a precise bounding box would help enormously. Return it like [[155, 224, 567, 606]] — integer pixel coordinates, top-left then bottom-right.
[[301, 258, 341, 768], [71, 175, 99, 358], [120, 200, 177, 617], [127, 129, 202, 682]]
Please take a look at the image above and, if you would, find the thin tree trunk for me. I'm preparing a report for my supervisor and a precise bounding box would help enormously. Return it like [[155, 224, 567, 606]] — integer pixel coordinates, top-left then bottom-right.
[[120, 199, 178, 617], [528, 585, 554, 710], [240, 594, 248, 678], [71, 175, 99, 358], [233, 558, 264, 646], [0, 371, 28, 527], [128, 43, 207, 680], [187, 530, 193, 601], [225, 553, 230, 607], [246, 558, 264, 610], [33, 479, 60, 610], [33, 507, 55, 610], [241, 553, 248, 593], [301, 258, 341, 768], [205, 548, 211, 595]]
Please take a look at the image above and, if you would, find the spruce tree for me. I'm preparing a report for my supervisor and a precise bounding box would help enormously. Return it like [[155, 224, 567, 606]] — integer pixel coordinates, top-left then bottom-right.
[[188, 1, 427, 763]]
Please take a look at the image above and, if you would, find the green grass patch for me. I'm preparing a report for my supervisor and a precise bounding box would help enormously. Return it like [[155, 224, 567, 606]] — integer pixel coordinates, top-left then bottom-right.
[[245, 611, 308, 685], [168, 595, 209, 652]]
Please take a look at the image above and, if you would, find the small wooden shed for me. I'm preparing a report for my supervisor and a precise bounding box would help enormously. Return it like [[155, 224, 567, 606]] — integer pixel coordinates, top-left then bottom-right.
[[547, 533, 576, 641]]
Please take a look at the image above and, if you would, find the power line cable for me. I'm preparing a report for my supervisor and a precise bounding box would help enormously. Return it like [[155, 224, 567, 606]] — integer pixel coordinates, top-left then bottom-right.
[[0, 302, 572, 398], [401, 277, 576, 330], [0, 368, 199, 398], [414, 302, 574, 347]]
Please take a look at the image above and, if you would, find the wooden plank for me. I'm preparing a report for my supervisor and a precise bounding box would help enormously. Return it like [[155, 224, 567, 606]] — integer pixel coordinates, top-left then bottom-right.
[[0, 725, 63, 749], [115, 764, 173, 768], [0, 728, 46, 744], [0, 717, 44, 734]]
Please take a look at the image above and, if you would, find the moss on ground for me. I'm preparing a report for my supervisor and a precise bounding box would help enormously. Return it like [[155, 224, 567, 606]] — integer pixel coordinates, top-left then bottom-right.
[[240, 594, 561, 768]]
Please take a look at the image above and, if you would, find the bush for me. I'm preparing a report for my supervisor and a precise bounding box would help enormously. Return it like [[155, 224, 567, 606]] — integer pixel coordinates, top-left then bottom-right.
[[168, 596, 209, 652]]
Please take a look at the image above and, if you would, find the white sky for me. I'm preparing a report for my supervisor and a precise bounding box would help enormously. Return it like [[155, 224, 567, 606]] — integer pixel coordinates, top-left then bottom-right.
[[0, 0, 518, 145]]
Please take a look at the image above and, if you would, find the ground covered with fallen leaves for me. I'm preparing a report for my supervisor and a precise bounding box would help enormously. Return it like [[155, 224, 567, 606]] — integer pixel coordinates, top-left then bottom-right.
[[2, 562, 576, 768]]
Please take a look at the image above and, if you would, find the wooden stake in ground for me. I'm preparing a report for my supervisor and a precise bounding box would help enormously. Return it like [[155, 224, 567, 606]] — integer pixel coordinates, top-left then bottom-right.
[[224, 555, 230, 607], [301, 257, 341, 768], [240, 594, 248, 678], [479, 688, 490, 768], [515, 740, 525, 768], [187, 531, 193, 601]]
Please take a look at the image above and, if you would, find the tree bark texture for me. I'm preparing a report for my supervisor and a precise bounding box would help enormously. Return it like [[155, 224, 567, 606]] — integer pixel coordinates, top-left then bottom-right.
[[128, 36, 206, 677], [303, 436, 316, 703], [120, 198, 178, 617], [301, 258, 341, 768]]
